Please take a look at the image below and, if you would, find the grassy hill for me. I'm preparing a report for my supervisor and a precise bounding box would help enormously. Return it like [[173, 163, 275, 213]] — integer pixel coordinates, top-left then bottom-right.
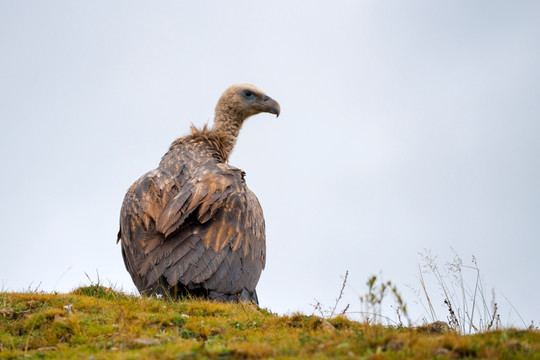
[[1, 285, 539, 359]]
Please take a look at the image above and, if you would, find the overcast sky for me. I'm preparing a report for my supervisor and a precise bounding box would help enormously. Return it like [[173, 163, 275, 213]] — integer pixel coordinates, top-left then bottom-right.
[[1, 1, 539, 328]]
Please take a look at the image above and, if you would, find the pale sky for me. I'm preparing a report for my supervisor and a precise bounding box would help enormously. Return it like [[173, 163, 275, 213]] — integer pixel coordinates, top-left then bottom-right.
[[1, 1, 539, 327]]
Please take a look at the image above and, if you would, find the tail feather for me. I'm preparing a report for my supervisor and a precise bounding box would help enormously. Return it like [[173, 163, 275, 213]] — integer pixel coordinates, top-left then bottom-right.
[[141, 276, 259, 305], [208, 288, 258, 304]]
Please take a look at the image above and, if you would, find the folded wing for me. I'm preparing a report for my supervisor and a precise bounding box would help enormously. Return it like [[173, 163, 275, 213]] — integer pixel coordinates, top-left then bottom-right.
[[118, 163, 265, 299]]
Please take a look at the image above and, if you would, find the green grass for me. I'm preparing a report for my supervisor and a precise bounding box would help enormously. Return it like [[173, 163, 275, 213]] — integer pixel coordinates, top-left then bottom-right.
[[1, 285, 539, 359]]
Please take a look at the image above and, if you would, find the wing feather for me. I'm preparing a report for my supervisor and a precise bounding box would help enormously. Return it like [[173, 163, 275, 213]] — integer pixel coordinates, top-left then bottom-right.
[[119, 142, 266, 299]]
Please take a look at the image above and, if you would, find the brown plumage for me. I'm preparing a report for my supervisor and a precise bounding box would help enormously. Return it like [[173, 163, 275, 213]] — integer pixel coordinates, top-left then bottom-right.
[[117, 84, 280, 304]]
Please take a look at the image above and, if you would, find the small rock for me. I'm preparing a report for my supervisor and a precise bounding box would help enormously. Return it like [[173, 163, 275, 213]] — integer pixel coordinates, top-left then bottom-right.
[[506, 340, 522, 352], [133, 338, 160, 346], [36, 346, 57, 351], [427, 321, 450, 334], [321, 319, 335, 330], [434, 347, 450, 356], [386, 338, 404, 351]]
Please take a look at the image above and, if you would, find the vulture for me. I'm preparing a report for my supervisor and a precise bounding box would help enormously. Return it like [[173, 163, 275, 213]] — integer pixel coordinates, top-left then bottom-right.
[[117, 84, 280, 304]]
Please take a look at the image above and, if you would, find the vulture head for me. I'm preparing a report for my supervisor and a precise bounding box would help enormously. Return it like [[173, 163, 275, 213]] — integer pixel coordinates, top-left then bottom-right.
[[209, 84, 280, 160], [214, 84, 280, 122]]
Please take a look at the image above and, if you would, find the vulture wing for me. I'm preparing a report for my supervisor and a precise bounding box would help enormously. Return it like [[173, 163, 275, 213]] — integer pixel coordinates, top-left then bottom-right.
[[118, 157, 265, 302]]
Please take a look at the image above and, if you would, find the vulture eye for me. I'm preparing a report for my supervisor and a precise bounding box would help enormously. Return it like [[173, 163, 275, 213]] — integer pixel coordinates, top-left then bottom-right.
[[242, 90, 255, 99]]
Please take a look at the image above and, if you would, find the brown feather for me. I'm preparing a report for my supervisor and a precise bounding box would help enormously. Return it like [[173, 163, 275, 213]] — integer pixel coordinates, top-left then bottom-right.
[[117, 84, 279, 304]]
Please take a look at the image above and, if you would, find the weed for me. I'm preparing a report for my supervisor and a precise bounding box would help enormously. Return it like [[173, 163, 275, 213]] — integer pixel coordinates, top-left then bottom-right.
[[172, 314, 187, 327], [181, 329, 196, 339], [311, 271, 350, 320], [416, 250, 506, 333], [352, 275, 411, 327]]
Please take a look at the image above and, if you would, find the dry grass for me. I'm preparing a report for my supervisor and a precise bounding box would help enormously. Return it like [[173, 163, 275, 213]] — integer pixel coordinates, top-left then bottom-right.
[[1, 285, 539, 359], [414, 250, 521, 333]]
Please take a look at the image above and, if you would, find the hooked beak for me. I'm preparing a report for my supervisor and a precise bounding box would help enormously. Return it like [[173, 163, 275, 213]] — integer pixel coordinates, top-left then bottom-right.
[[260, 95, 281, 117]]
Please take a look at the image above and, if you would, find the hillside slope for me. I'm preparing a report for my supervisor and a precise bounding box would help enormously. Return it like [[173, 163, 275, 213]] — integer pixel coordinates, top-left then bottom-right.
[[1, 286, 539, 359]]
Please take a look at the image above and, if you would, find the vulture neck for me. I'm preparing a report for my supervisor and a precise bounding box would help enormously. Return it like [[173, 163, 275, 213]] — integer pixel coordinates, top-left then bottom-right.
[[211, 109, 246, 162]]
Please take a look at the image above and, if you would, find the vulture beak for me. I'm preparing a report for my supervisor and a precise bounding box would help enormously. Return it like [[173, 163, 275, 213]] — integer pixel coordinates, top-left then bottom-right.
[[261, 95, 281, 117]]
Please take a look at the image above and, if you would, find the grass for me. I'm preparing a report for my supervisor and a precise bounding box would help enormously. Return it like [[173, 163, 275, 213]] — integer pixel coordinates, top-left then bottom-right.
[[1, 285, 540, 359], [413, 250, 530, 333]]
